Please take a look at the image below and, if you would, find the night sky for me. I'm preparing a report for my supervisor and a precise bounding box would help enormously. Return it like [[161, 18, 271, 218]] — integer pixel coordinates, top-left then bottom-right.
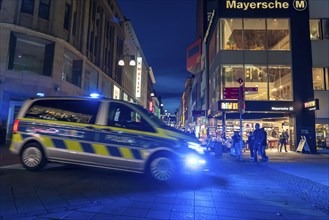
[[117, 0, 197, 113]]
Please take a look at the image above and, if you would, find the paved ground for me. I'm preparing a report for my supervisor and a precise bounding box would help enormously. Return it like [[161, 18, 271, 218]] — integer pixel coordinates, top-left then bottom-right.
[[0, 144, 328, 220]]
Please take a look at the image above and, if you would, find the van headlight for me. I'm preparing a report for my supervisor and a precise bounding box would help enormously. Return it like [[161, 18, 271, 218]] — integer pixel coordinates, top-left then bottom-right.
[[187, 142, 204, 154], [185, 154, 206, 169]]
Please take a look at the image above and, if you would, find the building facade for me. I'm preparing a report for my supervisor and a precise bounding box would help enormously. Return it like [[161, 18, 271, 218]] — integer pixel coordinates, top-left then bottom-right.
[[0, 0, 152, 140], [184, 0, 328, 152]]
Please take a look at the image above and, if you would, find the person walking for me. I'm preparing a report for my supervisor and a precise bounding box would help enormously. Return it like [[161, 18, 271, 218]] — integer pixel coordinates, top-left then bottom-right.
[[279, 131, 288, 152], [283, 130, 289, 152], [247, 131, 254, 160], [252, 123, 265, 163], [232, 131, 243, 161], [260, 128, 269, 162]]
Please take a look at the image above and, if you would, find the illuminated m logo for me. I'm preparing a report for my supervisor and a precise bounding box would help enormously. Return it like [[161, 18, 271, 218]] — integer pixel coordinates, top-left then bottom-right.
[[293, 0, 307, 11]]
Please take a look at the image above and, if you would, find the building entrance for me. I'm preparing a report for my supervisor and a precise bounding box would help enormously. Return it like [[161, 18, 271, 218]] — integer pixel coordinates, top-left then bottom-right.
[[217, 116, 294, 151]]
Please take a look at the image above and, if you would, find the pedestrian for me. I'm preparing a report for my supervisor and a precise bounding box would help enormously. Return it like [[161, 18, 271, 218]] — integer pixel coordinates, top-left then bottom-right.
[[252, 123, 265, 163], [260, 128, 269, 162], [279, 131, 288, 152], [232, 131, 242, 161], [283, 130, 289, 151], [247, 131, 254, 160]]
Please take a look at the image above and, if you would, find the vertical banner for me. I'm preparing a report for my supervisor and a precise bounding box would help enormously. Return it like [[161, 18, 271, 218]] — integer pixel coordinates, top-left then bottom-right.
[[113, 85, 120, 100], [135, 57, 142, 98]]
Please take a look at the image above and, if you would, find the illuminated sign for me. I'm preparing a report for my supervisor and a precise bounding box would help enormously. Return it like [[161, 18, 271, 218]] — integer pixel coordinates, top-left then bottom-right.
[[113, 85, 120, 100], [149, 101, 153, 112], [225, 0, 307, 11], [271, 106, 294, 111], [304, 99, 319, 111], [135, 57, 142, 98], [218, 102, 239, 111]]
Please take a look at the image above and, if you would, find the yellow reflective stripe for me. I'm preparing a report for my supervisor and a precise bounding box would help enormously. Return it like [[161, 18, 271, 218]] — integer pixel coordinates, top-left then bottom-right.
[[12, 134, 23, 142], [92, 143, 110, 156], [64, 140, 83, 152], [119, 147, 134, 159], [42, 137, 54, 148]]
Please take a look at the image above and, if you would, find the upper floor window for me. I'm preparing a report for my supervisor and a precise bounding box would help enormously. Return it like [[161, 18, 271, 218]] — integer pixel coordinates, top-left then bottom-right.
[[21, 0, 35, 14], [313, 68, 329, 90], [7, 32, 54, 76], [221, 65, 293, 101], [310, 19, 329, 40], [62, 49, 82, 87], [220, 18, 290, 51], [39, 0, 51, 20], [64, 3, 71, 30]]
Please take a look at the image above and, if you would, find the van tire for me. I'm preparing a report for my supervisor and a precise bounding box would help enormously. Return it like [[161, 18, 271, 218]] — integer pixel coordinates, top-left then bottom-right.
[[147, 153, 177, 182], [21, 143, 47, 171]]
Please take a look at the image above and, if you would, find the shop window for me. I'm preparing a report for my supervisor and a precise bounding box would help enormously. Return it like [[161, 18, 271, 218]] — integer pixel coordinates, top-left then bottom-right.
[[310, 19, 321, 40], [267, 19, 290, 50], [268, 66, 293, 101], [21, 0, 34, 14], [62, 50, 82, 87], [313, 68, 329, 90], [221, 65, 244, 89], [312, 68, 325, 90], [220, 19, 243, 50], [244, 19, 266, 50], [39, 0, 50, 20], [7, 32, 54, 76], [310, 18, 329, 40], [315, 124, 328, 148], [244, 65, 268, 100]]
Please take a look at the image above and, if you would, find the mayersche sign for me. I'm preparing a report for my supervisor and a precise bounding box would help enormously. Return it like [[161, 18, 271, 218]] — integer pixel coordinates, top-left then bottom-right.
[[226, 0, 307, 11]]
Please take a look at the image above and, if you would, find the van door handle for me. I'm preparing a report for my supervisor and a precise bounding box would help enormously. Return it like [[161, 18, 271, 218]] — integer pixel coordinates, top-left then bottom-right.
[[101, 128, 112, 132], [85, 126, 95, 130]]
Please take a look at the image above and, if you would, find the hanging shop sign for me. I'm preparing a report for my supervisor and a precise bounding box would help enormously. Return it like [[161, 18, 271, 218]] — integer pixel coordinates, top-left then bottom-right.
[[304, 99, 319, 111], [113, 85, 120, 100], [218, 101, 239, 111], [135, 57, 142, 98]]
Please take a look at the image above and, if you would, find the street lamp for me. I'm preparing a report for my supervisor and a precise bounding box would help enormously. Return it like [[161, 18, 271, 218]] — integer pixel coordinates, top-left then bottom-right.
[[118, 55, 136, 66]]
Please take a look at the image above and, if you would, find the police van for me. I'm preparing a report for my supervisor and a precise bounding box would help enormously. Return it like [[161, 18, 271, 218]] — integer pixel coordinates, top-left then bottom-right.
[[10, 97, 206, 182]]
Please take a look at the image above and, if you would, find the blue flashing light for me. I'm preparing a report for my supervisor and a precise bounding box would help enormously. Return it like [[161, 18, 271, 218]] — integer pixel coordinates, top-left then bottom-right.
[[36, 93, 45, 97], [90, 93, 100, 98]]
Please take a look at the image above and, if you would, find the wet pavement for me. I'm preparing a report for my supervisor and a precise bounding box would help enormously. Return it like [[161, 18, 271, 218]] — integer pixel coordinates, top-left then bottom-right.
[[0, 144, 328, 219]]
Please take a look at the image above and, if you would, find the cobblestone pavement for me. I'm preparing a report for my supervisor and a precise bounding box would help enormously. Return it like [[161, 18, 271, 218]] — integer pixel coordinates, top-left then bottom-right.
[[0, 147, 328, 220]]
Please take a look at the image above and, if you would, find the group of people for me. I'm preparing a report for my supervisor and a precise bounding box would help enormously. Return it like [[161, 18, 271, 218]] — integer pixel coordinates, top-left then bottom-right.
[[231, 123, 268, 163]]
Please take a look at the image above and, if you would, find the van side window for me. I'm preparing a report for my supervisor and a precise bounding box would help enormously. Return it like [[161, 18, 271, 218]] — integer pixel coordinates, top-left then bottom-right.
[[25, 100, 100, 124], [108, 102, 155, 132]]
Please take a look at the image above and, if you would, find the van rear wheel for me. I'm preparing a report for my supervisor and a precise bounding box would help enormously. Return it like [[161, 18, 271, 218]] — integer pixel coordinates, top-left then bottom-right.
[[21, 143, 46, 171], [149, 155, 176, 182]]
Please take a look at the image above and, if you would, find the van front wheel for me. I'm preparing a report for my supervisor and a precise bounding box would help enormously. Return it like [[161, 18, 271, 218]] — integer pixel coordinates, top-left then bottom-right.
[[21, 143, 47, 171], [149, 156, 176, 182]]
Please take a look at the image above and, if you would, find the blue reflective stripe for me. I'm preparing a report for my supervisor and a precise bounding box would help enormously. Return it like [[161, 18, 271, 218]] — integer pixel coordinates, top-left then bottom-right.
[[81, 143, 95, 153], [52, 139, 66, 149], [107, 146, 121, 157], [21, 134, 30, 139], [131, 149, 142, 160]]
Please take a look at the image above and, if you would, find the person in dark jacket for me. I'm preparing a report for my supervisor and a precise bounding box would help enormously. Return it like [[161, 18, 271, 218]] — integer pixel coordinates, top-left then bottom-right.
[[260, 128, 268, 162], [247, 131, 254, 159], [252, 123, 265, 163]]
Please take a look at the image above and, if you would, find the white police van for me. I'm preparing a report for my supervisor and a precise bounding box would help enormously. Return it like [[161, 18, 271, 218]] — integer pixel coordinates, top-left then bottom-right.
[[10, 97, 206, 182]]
